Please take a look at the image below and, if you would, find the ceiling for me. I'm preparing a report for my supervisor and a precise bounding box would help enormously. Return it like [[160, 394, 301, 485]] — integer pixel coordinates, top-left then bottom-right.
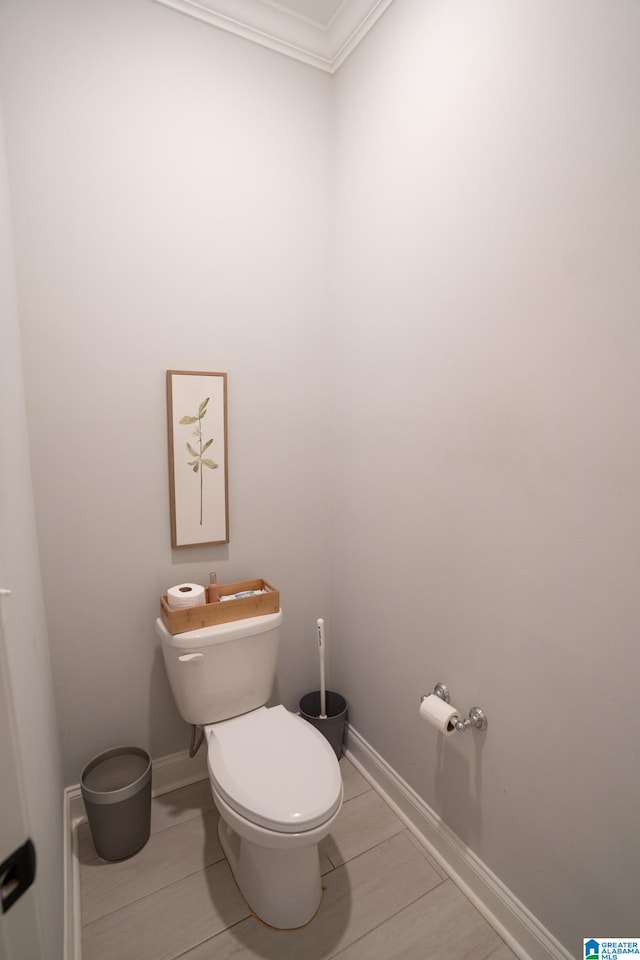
[[150, 0, 396, 73]]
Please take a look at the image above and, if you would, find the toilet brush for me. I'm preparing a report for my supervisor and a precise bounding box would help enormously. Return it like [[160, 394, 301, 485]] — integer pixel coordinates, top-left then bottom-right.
[[299, 619, 347, 759], [317, 618, 327, 718]]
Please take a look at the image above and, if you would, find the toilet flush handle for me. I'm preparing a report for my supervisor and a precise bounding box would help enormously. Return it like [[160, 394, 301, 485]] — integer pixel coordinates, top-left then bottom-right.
[[178, 653, 204, 663]]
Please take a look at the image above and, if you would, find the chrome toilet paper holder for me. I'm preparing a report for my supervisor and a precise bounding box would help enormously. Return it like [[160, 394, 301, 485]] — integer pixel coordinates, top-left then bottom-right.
[[420, 683, 488, 732]]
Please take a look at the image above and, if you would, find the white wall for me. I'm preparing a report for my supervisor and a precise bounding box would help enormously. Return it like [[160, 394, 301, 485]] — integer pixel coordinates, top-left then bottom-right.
[[0, 0, 332, 784], [0, 94, 64, 960], [332, 0, 640, 950]]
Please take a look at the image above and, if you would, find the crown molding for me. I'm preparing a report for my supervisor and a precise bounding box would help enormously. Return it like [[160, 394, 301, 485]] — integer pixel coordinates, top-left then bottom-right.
[[150, 0, 396, 73]]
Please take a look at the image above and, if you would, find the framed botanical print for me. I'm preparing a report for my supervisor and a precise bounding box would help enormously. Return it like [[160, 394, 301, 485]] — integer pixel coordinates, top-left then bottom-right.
[[166, 370, 229, 547]]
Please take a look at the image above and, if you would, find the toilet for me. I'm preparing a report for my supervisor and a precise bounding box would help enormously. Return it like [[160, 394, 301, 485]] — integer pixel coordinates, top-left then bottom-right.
[[155, 610, 343, 929]]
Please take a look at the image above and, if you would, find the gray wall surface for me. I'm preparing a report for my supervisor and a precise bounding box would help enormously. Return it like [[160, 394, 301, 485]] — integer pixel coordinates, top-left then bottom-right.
[[331, 0, 640, 951], [0, 0, 333, 786], [0, 95, 64, 960]]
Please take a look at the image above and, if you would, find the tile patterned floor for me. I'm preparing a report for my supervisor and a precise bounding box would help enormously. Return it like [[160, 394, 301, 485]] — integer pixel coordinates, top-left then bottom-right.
[[78, 758, 518, 960]]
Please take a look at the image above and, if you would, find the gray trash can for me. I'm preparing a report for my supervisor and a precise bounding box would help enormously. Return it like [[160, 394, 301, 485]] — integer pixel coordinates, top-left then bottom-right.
[[81, 746, 152, 861], [299, 691, 348, 759]]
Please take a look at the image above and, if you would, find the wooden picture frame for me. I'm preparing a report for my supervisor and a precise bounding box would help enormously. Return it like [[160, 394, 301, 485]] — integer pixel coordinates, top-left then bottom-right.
[[166, 370, 229, 547]]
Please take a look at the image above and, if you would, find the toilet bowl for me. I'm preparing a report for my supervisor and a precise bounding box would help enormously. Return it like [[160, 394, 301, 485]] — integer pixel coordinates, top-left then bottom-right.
[[205, 705, 343, 928]]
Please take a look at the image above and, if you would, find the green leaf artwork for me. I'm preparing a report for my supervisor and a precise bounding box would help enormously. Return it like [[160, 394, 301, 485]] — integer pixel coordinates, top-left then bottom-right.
[[179, 397, 219, 525]]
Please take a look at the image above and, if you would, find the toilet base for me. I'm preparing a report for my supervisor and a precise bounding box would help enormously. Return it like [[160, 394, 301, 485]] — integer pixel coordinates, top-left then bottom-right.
[[218, 818, 322, 929]]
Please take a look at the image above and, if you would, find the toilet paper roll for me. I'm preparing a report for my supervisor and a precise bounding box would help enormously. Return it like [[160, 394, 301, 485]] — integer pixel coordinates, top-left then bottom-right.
[[166, 583, 206, 610], [419, 694, 460, 736]]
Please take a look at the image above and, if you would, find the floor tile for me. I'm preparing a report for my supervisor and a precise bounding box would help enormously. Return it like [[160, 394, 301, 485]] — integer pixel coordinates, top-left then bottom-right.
[[319, 845, 334, 875], [321, 786, 404, 867], [403, 827, 449, 880], [76, 823, 94, 864], [177, 831, 443, 960], [331, 879, 502, 960], [150, 779, 215, 834], [80, 809, 223, 923], [484, 942, 521, 960], [339, 757, 370, 802], [82, 859, 250, 960]]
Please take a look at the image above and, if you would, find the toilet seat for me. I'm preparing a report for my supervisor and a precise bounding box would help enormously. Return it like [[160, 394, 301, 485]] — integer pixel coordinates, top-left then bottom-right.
[[207, 705, 342, 834]]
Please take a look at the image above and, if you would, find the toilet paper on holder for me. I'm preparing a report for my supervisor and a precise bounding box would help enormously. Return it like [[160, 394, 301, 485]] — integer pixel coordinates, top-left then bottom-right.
[[419, 693, 460, 735], [167, 583, 206, 610]]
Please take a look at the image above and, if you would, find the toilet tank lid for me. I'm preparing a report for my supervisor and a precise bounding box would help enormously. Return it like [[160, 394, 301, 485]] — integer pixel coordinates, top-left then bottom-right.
[[155, 609, 283, 649]]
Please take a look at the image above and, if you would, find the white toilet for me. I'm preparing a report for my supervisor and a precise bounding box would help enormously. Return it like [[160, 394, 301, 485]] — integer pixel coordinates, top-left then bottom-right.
[[155, 610, 343, 929]]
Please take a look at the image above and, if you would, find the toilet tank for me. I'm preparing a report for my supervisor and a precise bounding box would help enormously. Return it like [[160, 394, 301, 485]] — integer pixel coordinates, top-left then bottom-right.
[[155, 610, 282, 725]]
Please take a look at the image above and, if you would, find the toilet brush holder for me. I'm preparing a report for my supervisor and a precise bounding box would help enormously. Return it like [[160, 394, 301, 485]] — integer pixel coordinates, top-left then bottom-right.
[[299, 691, 348, 760]]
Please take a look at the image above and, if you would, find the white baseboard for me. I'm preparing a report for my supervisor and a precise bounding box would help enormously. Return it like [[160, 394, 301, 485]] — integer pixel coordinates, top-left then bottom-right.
[[344, 724, 572, 960], [63, 781, 81, 960], [63, 746, 208, 960]]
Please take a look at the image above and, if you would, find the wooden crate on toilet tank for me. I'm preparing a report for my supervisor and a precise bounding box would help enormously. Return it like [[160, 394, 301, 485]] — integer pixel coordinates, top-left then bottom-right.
[[160, 579, 280, 635]]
